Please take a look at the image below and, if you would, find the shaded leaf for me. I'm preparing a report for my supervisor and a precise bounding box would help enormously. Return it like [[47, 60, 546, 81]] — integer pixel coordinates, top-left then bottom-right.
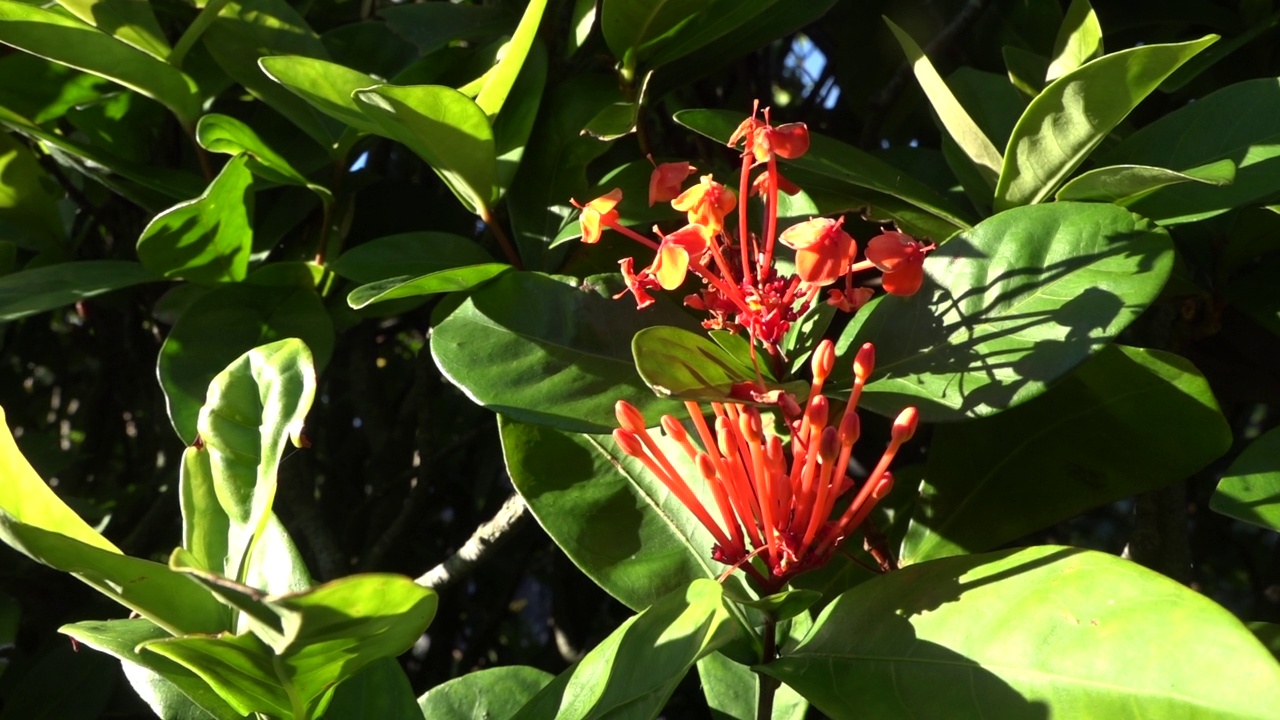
[[379, 3, 513, 57], [418, 666, 553, 720], [196, 114, 332, 203], [348, 263, 510, 309], [54, 0, 169, 59], [326, 658, 422, 720], [764, 546, 1280, 719], [136, 155, 255, 284], [833, 203, 1173, 422], [601, 0, 715, 67], [0, 260, 155, 322], [0, 132, 64, 252], [632, 326, 764, 402], [1211, 425, 1280, 532], [901, 345, 1231, 564], [328, 231, 494, 283], [1054, 160, 1235, 203]]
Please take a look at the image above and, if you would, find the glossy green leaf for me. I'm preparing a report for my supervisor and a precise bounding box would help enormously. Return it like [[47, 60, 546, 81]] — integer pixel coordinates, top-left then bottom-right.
[[642, 0, 776, 69], [490, 39, 546, 193], [901, 345, 1232, 564], [329, 232, 494, 283], [632, 326, 764, 402], [195, 339, 316, 585], [418, 666, 553, 720], [1211, 425, 1280, 532], [1107, 77, 1280, 224], [698, 644, 807, 720], [886, 19, 1001, 188], [157, 283, 334, 443], [1002, 46, 1048, 96], [0, 260, 155, 322], [474, 0, 545, 117], [674, 109, 973, 239], [136, 155, 255, 284], [764, 546, 1280, 719], [1054, 160, 1235, 203], [54, 0, 169, 59], [601, 0, 715, 67], [510, 579, 737, 720], [354, 84, 498, 215], [379, 3, 513, 57], [0, 0, 199, 122], [202, 0, 341, 148], [61, 618, 245, 720], [348, 263, 510, 309], [258, 55, 383, 136], [833, 202, 1173, 421], [0, 407, 225, 634], [1045, 0, 1102, 83], [196, 114, 332, 203], [143, 574, 436, 720], [0, 53, 110, 123], [326, 658, 421, 720], [500, 418, 754, 612], [431, 271, 697, 433], [994, 35, 1217, 210], [0, 132, 63, 252]]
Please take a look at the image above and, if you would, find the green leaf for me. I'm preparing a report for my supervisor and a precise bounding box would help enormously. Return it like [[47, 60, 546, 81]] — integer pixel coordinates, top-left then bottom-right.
[[833, 202, 1173, 421], [378, 3, 514, 57], [431, 271, 698, 433], [1249, 622, 1280, 662], [53, 0, 170, 59], [354, 84, 498, 215], [418, 666, 553, 720], [157, 284, 334, 444], [0, 53, 111, 124], [136, 155, 255, 284], [196, 114, 332, 203], [329, 232, 494, 283], [901, 345, 1231, 564], [474, 0, 546, 117], [1211, 425, 1280, 532], [195, 340, 316, 585], [61, 618, 245, 720], [0, 408, 226, 634], [500, 418, 754, 612], [1054, 160, 1235, 203], [886, 18, 1002, 189], [601, 0, 715, 67], [1045, 0, 1102, 83], [0, 132, 64, 252], [674, 109, 973, 240], [994, 35, 1217, 210], [326, 658, 421, 720], [511, 579, 737, 720], [348, 264, 510, 309], [1106, 77, 1280, 224], [143, 575, 435, 720], [258, 55, 383, 136], [698, 640, 808, 720], [0, 636, 118, 719], [0, 0, 199, 122], [491, 39, 546, 193], [201, 0, 341, 148], [632, 326, 796, 403], [1002, 46, 1048, 97], [0, 260, 155, 322], [763, 546, 1280, 719]]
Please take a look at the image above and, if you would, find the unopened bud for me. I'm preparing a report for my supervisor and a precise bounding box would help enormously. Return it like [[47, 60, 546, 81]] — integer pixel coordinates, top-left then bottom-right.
[[778, 393, 802, 420], [738, 407, 763, 443], [696, 452, 717, 481], [660, 415, 688, 444], [716, 417, 735, 457], [853, 343, 876, 382], [891, 407, 919, 443], [613, 429, 645, 457], [615, 400, 648, 433], [838, 409, 861, 445], [818, 426, 839, 463], [806, 394, 829, 429], [871, 471, 894, 500], [811, 339, 835, 383]]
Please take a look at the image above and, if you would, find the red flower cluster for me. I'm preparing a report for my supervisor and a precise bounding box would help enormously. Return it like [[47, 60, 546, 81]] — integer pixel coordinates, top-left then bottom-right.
[[571, 106, 936, 365], [612, 339, 918, 590]]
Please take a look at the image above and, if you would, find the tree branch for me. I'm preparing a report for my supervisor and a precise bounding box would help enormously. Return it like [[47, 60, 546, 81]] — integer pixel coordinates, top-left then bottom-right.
[[415, 493, 531, 589]]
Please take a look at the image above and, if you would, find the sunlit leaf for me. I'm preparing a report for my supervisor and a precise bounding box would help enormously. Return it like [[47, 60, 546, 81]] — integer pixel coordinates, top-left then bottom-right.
[[1211, 425, 1280, 532]]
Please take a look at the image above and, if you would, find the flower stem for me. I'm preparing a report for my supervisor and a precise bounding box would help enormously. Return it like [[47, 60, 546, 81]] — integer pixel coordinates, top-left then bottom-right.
[[757, 615, 779, 720]]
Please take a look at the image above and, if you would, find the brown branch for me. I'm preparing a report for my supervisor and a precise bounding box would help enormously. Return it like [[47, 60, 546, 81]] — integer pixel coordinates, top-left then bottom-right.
[[415, 493, 531, 589]]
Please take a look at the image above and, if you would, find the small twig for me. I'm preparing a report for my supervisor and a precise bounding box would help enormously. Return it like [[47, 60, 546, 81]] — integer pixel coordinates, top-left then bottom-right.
[[858, 0, 989, 149], [415, 493, 531, 589]]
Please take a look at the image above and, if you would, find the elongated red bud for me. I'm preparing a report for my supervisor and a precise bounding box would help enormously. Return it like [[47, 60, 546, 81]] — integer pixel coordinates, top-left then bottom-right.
[[871, 470, 894, 500], [779, 393, 802, 421], [891, 407, 919, 444], [766, 435, 786, 474], [716, 417, 735, 457], [738, 407, 763, 443], [615, 400, 648, 433], [811, 339, 835, 384], [613, 429, 645, 457], [838, 409, 861, 445], [806, 394, 829, 429], [818, 426, 839, 463], [697, 452, 717, 481], [661, 415, 688, 444], [854, 343, 875, 382]]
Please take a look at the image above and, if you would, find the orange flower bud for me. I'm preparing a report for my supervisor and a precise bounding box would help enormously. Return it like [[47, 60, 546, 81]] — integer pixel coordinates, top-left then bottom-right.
[[778, 217, 858, 286], [615, 400, 648, 433], [648, 160, 696, 206], [865, 231, 933, 296]]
